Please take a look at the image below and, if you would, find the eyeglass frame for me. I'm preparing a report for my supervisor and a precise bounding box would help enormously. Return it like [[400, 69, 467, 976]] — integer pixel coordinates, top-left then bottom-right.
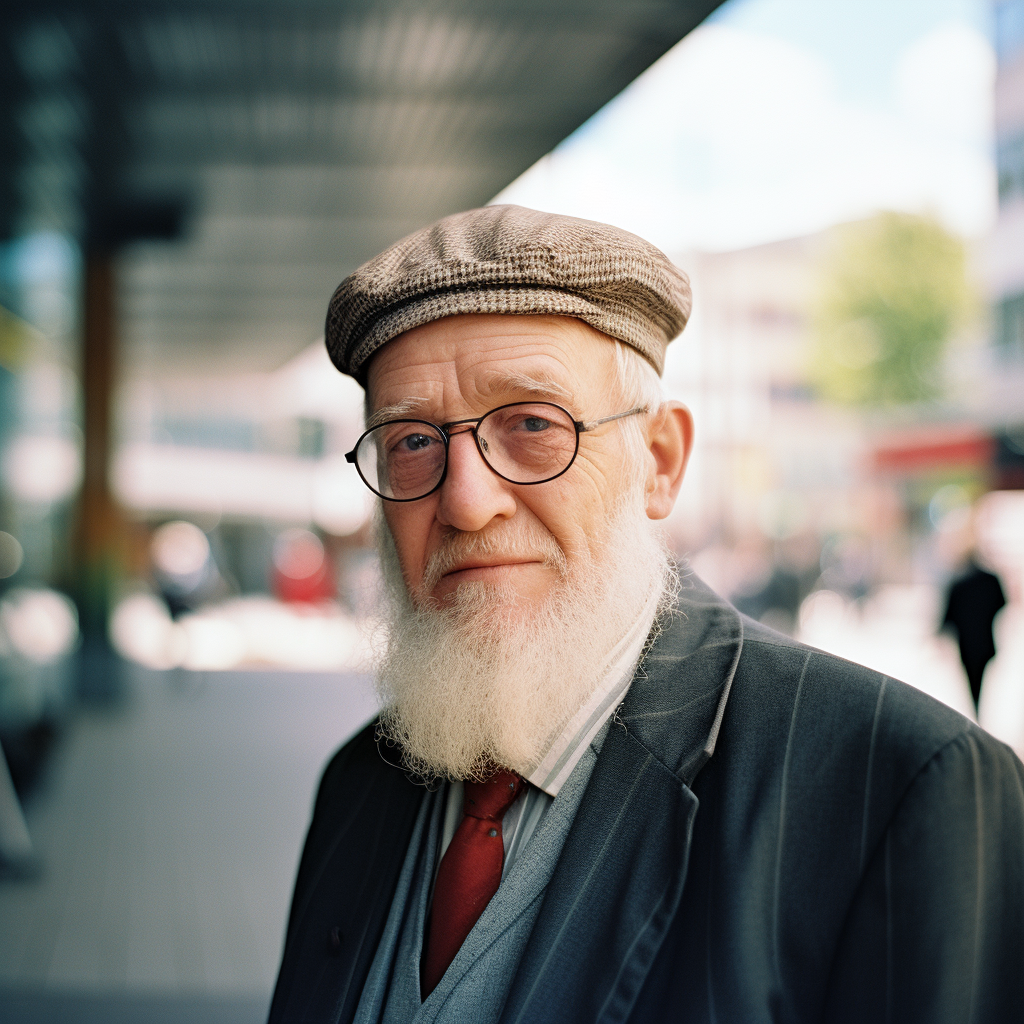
[[344, 401, 648, 502]]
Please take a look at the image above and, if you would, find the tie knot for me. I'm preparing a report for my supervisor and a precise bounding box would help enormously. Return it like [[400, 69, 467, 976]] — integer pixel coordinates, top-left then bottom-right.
[[462, 769, 523, 821]]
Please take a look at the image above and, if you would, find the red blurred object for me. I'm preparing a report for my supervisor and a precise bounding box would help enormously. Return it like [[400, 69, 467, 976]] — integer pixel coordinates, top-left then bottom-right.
[[872, 425, 994, 474], [272, 528, 335, 603]]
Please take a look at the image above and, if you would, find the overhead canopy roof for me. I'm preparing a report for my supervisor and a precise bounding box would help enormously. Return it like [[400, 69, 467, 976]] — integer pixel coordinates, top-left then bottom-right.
[[3, 0, 724, 375]]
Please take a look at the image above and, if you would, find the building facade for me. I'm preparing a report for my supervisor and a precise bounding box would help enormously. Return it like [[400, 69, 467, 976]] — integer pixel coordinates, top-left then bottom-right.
[[992, 1, 1024, 358]]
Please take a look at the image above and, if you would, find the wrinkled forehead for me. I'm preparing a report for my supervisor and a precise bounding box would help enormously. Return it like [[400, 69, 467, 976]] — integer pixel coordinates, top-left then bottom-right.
[[364, 313, 622, 417]]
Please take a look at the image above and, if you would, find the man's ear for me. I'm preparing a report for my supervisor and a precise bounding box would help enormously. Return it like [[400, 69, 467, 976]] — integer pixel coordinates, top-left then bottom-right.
[[645, 401, 694, 520]]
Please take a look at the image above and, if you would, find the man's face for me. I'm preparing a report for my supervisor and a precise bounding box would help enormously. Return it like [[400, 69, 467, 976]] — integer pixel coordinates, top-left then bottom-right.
[[366, 314, 645, 609]]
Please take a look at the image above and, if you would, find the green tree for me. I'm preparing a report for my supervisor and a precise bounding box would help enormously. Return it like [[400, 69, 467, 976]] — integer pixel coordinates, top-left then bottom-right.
[[810, 212, 973, 406]]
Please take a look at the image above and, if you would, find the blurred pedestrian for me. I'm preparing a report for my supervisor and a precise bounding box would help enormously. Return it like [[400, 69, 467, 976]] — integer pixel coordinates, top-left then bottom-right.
[[0, 742, 37, 880], [942, 554, 1006, 712]]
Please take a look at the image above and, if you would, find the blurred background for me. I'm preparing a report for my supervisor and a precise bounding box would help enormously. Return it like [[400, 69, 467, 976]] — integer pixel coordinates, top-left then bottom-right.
[[1, 0, 1023, 1020]]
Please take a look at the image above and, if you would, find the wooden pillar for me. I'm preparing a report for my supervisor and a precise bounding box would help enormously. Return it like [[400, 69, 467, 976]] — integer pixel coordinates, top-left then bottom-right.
[[76, 249, 123, 695]]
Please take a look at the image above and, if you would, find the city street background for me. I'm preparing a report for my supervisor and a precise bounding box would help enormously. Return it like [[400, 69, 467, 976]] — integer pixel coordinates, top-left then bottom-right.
[[2, 0, 1024, 1020]]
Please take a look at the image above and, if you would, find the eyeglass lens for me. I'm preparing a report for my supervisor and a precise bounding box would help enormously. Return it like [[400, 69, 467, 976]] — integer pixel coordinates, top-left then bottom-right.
[[355, 402, 579, 500]]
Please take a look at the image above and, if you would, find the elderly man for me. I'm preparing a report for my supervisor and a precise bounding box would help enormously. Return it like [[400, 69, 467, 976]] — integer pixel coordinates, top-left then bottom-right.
[[270, 206, 1024, 1024]]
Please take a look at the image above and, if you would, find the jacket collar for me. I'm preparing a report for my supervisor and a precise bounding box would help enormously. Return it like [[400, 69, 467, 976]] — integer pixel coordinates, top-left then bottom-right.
[[619, 570, 744, 783], [500, 572, 743, 1024]]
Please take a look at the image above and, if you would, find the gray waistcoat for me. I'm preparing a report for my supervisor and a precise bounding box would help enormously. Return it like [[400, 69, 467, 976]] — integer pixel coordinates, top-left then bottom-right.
[[353, 738, 601, 1024]]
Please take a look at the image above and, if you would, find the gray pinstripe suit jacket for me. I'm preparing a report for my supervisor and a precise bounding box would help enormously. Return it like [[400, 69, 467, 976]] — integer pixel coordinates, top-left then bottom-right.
[[269, 575, 1024, 1023]]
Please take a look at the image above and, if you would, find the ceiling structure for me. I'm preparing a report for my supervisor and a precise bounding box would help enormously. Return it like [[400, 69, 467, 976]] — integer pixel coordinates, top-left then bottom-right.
[[3, 0, 725, 376]]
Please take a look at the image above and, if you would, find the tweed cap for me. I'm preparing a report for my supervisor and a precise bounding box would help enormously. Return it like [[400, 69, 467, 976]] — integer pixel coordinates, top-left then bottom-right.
[[326, 205, 691, 383]]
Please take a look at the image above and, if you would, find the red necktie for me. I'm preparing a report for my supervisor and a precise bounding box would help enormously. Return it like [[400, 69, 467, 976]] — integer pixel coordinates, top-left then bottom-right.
[[421, 769, 523, 997]]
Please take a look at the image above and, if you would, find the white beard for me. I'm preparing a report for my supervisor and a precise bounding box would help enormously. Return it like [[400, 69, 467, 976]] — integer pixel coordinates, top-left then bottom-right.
[[373, 488, 674, 781]]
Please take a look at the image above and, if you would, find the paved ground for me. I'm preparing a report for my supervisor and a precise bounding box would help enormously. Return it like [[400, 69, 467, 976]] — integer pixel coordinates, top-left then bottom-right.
[[0, 666, 378, 1024]]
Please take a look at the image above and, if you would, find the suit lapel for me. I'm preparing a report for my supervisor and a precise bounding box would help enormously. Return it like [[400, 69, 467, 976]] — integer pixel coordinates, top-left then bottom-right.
[[501, 577, 743, 1024], [500, 726, 698, 1024]]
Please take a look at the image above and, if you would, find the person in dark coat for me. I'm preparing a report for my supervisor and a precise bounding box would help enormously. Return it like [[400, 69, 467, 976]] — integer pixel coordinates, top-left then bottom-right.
[[942, 555, 1006, 711], [270, 207, 1024, 1023]]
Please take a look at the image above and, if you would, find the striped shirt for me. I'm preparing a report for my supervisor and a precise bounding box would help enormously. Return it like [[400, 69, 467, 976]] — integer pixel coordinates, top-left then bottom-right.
[[437, 585, 662, 879]]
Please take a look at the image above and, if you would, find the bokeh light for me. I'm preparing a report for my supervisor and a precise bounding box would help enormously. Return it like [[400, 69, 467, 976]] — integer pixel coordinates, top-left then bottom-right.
[[0, 587, 78, 664], [0, 532, 24, 579]]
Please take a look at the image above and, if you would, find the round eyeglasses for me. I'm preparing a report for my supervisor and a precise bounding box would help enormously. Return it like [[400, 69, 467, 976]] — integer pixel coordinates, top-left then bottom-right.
[[345, 401, 647, 502]]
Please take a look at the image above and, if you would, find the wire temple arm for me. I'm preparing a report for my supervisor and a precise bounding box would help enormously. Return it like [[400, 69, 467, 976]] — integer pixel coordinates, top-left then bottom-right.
[[577, 406, 648, 433]]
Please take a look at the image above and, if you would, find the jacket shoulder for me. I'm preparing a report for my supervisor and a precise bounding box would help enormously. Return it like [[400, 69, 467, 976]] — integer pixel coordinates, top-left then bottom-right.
[[725, 613, 1014, 849], [738, 612, 973, 750]]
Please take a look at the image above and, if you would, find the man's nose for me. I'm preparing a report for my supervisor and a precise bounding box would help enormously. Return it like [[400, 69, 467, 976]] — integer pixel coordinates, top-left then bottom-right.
[[435, 429, 516, 531]]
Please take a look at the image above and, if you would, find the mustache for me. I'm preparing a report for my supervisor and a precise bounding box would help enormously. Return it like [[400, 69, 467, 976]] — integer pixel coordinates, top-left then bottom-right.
[[420, 522, 569, 595]]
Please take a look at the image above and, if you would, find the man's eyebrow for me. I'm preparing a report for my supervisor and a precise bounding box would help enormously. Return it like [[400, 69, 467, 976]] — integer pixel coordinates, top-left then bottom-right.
[[366, 397, 428, 428], [482, 370, 574, 402]]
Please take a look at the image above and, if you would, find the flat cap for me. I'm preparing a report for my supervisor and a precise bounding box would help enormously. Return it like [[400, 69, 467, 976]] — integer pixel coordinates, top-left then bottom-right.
[[325, 205, 691, 383]]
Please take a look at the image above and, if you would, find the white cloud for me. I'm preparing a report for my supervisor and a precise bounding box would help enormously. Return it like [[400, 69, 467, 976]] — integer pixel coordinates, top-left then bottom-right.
[[494, 20, 996, 251], [896, 22, 994, 144]]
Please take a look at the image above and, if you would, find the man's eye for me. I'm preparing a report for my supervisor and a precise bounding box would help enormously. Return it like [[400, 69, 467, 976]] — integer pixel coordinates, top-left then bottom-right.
[[522, 417, 550, 432], [399, 434, 434, 452]]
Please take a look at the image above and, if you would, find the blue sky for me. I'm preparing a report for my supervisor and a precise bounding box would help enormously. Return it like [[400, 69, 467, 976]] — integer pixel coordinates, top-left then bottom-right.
[[496, 0, 995, 252], [711, 0, 988, 100]]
